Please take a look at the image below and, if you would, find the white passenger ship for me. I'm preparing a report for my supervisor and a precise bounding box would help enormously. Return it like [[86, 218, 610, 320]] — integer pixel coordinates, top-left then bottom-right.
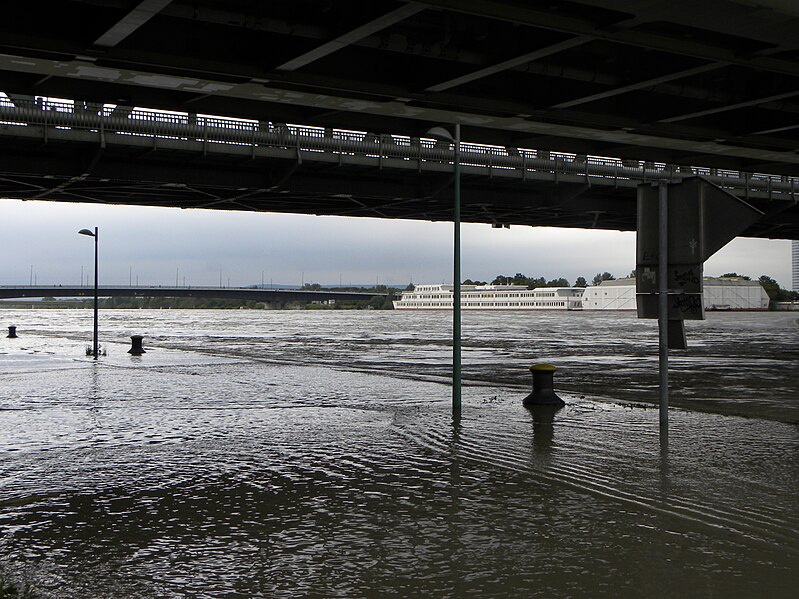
[[393, 284, 585, 310]]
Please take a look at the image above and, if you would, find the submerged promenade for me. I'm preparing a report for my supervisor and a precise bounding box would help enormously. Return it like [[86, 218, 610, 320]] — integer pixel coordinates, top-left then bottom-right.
[[0, 309, 796, 597]]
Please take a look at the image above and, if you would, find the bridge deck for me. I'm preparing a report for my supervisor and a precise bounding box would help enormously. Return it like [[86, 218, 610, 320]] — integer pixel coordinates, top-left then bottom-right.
[[0, 286, 386, 302], [1, 98, 798, 239]]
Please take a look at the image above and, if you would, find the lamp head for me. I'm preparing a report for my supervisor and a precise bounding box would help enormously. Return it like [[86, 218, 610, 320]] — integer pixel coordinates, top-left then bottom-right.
[[425, 126, 455, 143], [78, 228, 96, 237]]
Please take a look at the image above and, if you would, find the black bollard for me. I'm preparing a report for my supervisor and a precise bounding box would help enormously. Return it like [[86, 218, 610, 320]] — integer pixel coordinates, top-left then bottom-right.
[[523, 363, 564, 407], [7, 325, 17, 338], [128, 335, 145, 355]]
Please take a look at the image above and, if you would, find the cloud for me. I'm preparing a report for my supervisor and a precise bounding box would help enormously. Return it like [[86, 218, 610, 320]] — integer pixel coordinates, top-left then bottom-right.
[[0, 199, 790, 288]]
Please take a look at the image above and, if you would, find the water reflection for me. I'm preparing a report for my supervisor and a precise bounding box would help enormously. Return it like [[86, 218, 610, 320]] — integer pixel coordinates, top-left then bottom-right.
[[447, 412, 463, 599], [525, 405, 560, 455], [659, 429, 670, 499]]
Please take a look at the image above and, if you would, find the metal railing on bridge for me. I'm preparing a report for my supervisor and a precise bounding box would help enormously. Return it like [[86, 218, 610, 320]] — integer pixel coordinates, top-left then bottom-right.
[[0, 96, 796, 202]]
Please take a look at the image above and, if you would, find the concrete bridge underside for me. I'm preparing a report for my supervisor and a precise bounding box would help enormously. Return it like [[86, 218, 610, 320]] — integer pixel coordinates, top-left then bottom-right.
[[1, 1, 799, 237]]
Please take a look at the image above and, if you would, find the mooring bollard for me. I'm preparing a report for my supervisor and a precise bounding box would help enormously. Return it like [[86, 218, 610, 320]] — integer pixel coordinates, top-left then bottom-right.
[[128, 335, 145, 355], [523, 363, 564, 407], [7, 325, 17, 338]]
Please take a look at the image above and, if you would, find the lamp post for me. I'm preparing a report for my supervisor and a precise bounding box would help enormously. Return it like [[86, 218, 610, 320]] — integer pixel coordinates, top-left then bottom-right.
[[426, 124, 462, 414], [78, 227, 99, 359]]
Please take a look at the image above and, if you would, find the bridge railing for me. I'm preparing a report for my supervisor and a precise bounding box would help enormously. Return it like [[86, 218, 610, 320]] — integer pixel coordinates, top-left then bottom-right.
[[1, 96, 796, 200]]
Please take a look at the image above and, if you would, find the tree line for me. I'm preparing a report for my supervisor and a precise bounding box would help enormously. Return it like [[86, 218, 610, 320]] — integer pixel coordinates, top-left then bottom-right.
[[720, 273, 798, 302], [461, 272, 617, 288], [455, 270, 797, 303]]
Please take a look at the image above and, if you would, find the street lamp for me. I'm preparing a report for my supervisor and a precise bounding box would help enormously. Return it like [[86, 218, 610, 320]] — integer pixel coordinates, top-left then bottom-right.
[[426, 124, 461, 414], [78, 227, 99, 359]]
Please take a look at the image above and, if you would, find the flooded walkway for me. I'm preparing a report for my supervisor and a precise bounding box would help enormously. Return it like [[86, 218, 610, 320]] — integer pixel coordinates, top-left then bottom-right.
[[0, 310, 797, 597]]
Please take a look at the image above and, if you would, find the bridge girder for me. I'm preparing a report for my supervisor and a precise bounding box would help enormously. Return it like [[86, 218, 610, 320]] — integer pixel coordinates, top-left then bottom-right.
[[1, 0, 799, 175]]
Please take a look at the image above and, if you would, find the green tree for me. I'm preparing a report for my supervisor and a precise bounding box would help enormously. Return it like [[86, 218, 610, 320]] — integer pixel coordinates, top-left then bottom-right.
[[511, 272, 529, 286], [368, 296, 386, 310], [592, 272, 615, 286], [546, 277, 570, 287], [755, 275, 799, 303], [574, 276, 587, 287], [530, 276, 546, 288], [758, 275, 780, 300], [722, 272, 751, 280]]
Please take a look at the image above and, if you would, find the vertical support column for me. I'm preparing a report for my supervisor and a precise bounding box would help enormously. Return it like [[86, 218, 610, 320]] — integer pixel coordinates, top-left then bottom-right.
[[657, 182, 669, 431], [93, 227, 99, 360], [453, 124, 462, 415]]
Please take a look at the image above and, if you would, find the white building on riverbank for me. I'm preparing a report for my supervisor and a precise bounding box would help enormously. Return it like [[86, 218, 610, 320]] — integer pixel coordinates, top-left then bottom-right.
[[793, 240, 799, 291], [583, 277, 770, 311]]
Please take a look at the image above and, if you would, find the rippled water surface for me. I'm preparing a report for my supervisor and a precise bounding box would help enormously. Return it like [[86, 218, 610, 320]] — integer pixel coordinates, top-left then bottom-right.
[[0, 309, 797, 598]]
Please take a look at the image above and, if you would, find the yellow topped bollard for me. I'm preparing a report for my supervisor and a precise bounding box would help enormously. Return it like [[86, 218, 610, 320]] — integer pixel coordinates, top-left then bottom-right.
[[523, 363, 564, 407], [128, 335, 146, 355]]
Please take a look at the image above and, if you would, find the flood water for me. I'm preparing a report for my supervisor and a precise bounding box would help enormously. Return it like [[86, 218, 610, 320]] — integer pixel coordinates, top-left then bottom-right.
[[0, 309, 797, 597]]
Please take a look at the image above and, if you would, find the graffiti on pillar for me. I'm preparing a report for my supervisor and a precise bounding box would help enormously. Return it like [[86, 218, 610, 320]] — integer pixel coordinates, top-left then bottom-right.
[[673, 267, 700, 286], [672, 294, 702, 317]]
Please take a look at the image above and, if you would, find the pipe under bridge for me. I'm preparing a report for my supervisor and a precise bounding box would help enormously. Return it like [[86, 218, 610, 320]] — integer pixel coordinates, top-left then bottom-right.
[[1, 97, 798, 239], [0, 286, 386, 303]]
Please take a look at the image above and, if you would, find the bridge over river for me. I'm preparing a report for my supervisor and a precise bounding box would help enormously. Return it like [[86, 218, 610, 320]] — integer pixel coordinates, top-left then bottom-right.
[[0, 286, 386, 303]]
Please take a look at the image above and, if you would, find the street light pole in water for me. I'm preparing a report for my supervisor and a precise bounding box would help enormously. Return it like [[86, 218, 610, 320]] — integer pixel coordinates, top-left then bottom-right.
[[78, 227, 99, 359], [426, 124, 462, 414]]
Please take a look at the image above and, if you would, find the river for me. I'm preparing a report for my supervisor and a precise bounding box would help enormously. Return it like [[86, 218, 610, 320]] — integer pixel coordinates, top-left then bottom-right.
[[0, 309, 797, 597]]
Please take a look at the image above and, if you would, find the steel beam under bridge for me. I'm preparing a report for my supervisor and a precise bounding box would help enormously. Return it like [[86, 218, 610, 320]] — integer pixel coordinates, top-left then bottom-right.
[[0, 286, 386, 303], [1, 98, 798, 239]]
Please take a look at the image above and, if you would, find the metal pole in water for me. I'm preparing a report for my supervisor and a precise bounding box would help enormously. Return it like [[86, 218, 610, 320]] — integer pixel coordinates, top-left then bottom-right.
[[79, 227, 99, 359], [453, 123, 462, 414], [658, 181, 669, 431], [426, 123, 463, 414], [93, 227, 99, 360]]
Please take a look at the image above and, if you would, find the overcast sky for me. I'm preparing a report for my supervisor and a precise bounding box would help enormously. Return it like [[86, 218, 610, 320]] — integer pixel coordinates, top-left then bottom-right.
[[0, 199, 791, 289]]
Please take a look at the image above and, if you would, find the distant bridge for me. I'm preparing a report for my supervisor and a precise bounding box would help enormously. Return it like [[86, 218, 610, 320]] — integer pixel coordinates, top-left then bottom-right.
[[0, 286, 386, 303]]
